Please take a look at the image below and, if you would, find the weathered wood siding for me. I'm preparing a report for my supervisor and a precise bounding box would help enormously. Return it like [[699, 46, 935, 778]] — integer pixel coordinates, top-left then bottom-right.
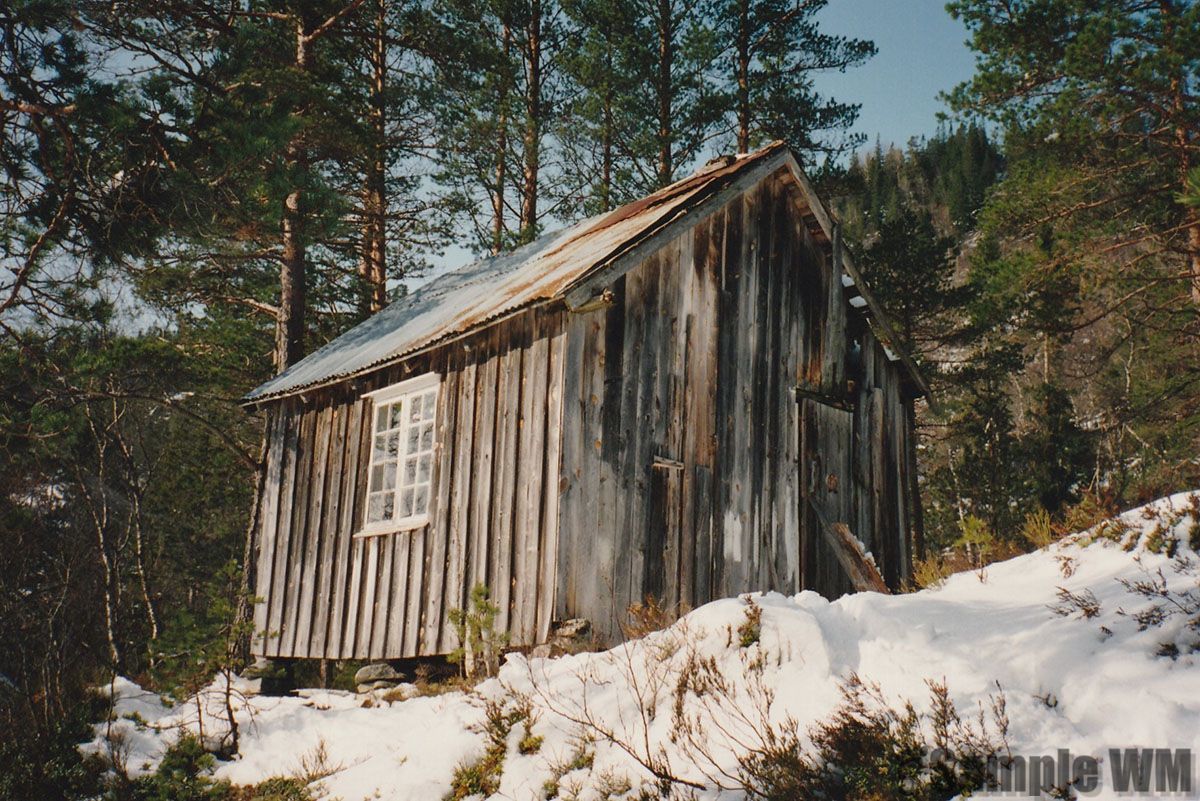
[[252, 165, 920, 659], [557, 170, 917, 643], [252, 306, 566, 659]]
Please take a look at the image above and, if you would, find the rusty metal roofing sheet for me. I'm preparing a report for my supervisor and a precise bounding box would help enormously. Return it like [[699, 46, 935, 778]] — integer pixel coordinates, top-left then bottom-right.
[[244, 144, 787, 403]]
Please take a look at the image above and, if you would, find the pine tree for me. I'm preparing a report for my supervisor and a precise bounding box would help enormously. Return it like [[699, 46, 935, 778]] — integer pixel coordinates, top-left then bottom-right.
[[437, 0, 570, 250], [706, 0, 875, 164], [948, 0, 1200, 304], [557, 0, 643, 217], [948, 0, 1200, 501]]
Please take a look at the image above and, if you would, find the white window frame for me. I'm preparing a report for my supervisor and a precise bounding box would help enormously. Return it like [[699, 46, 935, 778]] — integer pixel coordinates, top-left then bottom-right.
[[356, 373, 440, 537]]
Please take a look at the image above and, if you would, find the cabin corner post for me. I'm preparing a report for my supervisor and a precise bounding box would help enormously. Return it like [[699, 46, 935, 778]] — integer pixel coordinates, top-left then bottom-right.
[[235, 407, 272, 665]]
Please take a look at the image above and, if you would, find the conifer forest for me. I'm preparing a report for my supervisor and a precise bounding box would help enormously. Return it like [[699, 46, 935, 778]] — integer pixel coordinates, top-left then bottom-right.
[[1, 1, 1198, 798]]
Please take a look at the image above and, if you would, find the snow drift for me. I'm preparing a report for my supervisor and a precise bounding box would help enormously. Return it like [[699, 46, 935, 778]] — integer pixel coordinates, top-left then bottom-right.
[[88, 491, 1200, 799]]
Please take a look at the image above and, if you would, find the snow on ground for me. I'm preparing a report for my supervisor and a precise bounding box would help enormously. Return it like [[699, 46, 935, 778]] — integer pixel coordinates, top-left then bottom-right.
[[87, 491, 1200, 800]]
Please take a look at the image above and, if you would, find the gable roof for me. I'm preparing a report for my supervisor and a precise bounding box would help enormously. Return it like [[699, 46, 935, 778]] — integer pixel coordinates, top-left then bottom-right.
[[245, 142, 929, 404]]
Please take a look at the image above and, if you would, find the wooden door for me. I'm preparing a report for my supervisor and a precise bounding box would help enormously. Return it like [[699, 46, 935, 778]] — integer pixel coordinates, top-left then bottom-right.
[[799, 399, 856, 597], [645, 460, 684, 613]]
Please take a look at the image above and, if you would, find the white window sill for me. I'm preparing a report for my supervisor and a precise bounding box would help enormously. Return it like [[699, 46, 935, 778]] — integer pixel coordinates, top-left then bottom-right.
[[354, 516, 429, 538]]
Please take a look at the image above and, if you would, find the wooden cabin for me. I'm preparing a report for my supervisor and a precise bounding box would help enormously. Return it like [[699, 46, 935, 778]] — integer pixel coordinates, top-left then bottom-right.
[[242, 141, 930, 662]]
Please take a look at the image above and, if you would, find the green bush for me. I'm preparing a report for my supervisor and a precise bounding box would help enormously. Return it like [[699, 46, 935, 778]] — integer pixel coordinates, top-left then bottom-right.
[[104, 735, 318, 801], [0, 699, 106, 801], [739, 675, 1008, 801]]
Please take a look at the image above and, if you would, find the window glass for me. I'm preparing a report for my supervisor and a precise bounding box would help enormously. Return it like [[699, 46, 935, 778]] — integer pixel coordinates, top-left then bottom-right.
[[363, 377, 438, 530]]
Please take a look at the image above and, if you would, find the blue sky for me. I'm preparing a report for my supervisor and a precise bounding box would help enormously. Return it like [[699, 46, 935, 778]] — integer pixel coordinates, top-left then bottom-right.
[[814, 0, 977, 152]]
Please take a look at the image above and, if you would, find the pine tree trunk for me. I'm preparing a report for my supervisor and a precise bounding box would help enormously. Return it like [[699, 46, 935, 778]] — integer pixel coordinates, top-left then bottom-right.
[[600, 42, 613, 212], [278, 21, 310, 371], [359, 0, 388, 316], [602, 90, 613, 211], [279, 186, 306, 371], [491, 24, 512, 255], [656, 0, 673, 186], [736, 0, 751, 152], [519, 1, 542, 244]]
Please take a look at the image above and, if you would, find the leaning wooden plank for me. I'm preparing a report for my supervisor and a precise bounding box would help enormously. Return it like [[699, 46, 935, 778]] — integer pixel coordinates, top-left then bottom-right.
[[805, 496, 888, 594]]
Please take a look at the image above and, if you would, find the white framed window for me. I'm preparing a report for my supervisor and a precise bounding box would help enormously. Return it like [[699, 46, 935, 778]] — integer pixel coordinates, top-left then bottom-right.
[[358, 373, 439, 535]]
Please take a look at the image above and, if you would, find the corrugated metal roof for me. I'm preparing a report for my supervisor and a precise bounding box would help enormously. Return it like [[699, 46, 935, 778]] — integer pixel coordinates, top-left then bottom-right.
[[244, 143, 792, 403]]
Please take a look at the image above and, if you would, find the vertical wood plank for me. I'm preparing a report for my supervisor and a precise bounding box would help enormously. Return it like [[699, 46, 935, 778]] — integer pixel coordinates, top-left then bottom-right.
[[384, 531, 409, 657], [295, 404, 333, 657], [326, 399, 364, 659], [516, 315, 548, 644], [311, 402, 346, 658], [490, 332, 522, 633], [403, 527, 425, 656], [470, 344, 499, 597], [442, 358, 476, 651], [343, 536, 365, 658], [357, 534, 379, 656], [277, 407, 314, 656], [370, 532, 396, 659], [252, 411, 285, 655], [265, 407, 299, 657], [537, 313, 566, 643], [423, 360, 459, 652]]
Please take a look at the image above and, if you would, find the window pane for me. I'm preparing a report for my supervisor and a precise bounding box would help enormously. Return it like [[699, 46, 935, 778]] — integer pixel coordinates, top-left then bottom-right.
[[369, 464, 385, 492], [373, 434, 388, 461], [403, 456, 417, 486], [414, 485, 429, 515], [387, 431, 401, 459], [367, 492, 386, 523], [382, 491, 395, 521], [399, 488, 414, 518], [382, 462, 397, 491], [417, 453, 432, 484], [389, 402, 404, 430], [409, 394, 422, 423], [420, 422, 434, 450], [375, 406, 388, 432], [406, 424, 420, 454], [423, 392, 436, 420]]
